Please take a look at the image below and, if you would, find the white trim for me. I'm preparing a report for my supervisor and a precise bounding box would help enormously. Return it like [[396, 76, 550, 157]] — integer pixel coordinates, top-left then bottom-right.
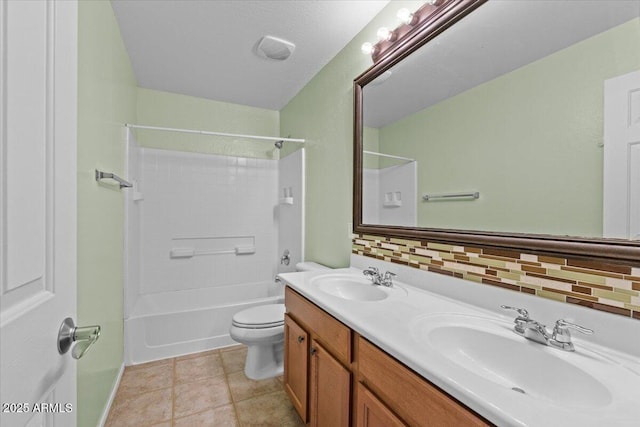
[[125, 123, 305, 144], [363, 150, 414, 162], [300, 148, 306, 262], [98, 362, 125, 427]]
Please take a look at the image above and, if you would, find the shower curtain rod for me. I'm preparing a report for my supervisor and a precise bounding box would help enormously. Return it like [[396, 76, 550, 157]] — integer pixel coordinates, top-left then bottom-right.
[[363, 150, 414, 162], [125, 124, 305, 144]]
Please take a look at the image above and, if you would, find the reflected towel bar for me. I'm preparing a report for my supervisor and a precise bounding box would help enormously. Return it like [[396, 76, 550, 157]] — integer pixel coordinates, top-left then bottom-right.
[[423, 192, 479, 201], [95, 169, 132, 189]]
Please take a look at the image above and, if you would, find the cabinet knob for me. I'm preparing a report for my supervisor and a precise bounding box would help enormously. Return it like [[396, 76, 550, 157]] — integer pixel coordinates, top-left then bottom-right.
[[310, 347, 317, 356], [297, 335, 305, 343]]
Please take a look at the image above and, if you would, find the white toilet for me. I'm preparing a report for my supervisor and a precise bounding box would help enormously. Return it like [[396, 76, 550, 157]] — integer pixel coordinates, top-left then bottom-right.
[[229, 261, 329, 380]]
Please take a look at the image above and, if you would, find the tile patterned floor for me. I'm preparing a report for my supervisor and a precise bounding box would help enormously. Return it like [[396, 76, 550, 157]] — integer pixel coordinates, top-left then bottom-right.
[[106, 346, 305, 427]]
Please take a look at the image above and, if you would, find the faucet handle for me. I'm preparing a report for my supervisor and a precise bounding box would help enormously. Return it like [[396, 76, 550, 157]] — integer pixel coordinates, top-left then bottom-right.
[[382, 271, 396, 286], [551, 319, 593, 351], [501, 305, 530, 335], [363, 267, 380, 283], [500, 305, 530, 319], [553, 319, 594, 338]]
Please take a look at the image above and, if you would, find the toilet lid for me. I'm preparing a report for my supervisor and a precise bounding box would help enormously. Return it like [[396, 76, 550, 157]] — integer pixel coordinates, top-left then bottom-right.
[[232, 303, 285, 328]]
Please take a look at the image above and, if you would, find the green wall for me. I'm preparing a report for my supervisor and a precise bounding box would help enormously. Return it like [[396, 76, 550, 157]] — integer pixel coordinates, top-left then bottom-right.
[[377, 18, 640, 237], [77, 1, 137, 426], [136, 88, 280, 159], [280, 1, 424, 268]]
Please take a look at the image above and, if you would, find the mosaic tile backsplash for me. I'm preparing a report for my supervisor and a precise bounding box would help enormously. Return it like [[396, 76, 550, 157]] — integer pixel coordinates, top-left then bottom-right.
[[352, 234, 640, 321]]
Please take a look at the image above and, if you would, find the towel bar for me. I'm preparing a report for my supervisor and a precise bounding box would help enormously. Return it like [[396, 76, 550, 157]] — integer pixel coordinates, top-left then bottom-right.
[[95, 169, 132, 189], [422, 192, 479, 201]]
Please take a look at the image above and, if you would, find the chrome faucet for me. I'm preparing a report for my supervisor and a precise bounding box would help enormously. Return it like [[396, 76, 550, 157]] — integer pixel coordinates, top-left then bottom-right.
[[363, 267, 396, 287], [501, 305, 594, 351], [549, 319, 595, 351]]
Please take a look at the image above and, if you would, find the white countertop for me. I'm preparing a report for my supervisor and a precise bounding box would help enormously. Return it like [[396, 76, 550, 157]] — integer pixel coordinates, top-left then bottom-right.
[[278, 265, 640, 427]]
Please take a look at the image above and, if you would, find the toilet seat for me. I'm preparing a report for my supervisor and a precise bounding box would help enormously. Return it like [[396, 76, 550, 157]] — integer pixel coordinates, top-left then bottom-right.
[[232, 303, 285, 329]]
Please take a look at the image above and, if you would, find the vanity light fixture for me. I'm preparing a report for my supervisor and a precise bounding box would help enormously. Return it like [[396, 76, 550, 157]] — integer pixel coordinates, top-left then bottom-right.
[[397, 8, 415, 26], [360, 1, 446, 64], [376, 26, 394, 42], [361, 42, 376, 55]]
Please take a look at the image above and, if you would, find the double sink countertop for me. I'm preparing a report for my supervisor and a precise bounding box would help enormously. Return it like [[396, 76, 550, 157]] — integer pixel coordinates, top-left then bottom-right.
[[278, 267, 640, 427]]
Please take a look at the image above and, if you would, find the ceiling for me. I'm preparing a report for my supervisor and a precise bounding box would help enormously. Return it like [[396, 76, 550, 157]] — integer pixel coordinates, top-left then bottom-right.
[[364, 0, 640, 128], [111, 0, 389, 111]]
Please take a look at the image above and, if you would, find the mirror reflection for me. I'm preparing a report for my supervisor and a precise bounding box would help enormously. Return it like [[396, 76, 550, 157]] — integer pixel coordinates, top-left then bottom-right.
[[362, 0, 640, 239]]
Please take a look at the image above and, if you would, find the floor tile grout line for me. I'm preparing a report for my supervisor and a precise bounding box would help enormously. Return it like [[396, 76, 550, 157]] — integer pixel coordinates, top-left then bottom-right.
[[108, 346, 273, 427], [222, 368, 245, 426], [173, 351, 239, 423]]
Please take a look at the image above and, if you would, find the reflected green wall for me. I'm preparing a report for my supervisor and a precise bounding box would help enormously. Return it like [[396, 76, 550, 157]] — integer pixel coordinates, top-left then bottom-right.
[[363, 126, 380, 169], [379, 19, 640, 237], [280, 1, 424, 267], [77, 1, 137, 426], [377, 18, 640, 237], [136, 88, 279, 159]]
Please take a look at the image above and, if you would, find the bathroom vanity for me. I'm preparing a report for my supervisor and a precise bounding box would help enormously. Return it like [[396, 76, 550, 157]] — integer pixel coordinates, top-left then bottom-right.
[[279, 262, 640, 427], [284, 286, 489, 426]]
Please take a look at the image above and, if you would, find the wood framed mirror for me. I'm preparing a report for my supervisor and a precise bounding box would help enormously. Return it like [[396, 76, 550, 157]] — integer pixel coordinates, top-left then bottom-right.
[[353, 0, 640, 263]]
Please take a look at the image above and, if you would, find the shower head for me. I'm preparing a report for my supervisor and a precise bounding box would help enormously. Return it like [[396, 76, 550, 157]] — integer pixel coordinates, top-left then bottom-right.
[[274, 140, 284, 149]]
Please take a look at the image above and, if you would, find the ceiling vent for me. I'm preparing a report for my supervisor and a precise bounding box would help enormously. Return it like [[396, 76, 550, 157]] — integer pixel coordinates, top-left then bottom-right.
[[256, 36, 295, 61]]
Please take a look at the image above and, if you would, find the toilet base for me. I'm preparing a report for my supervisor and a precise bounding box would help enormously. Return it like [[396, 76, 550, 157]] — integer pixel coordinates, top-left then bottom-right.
[[244, 340, 284, 380]]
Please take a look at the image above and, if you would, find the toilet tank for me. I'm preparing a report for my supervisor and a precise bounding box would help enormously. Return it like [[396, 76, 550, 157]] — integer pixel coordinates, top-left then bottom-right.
[[271, 261, 330, 299]]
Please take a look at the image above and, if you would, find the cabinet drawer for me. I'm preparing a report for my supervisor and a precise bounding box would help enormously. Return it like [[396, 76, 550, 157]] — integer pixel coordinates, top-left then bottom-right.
[[358, 337, 490, 427], [285, 287, 351, 364]]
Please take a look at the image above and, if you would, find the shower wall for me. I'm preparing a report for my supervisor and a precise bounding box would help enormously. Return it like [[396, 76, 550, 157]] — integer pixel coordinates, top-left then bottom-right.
[[362, 162, 417, 227], [278, 148, 305, 275], [138, 148, 278, 296], [124, 133, 305, 362]]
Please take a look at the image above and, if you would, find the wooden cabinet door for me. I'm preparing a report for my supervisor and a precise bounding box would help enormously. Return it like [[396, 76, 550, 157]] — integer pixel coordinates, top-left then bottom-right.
[[358, 337, 489, 426], [284, 314, 309, 422], [356, 383, 407, 427], [309, 340, 351, 427]]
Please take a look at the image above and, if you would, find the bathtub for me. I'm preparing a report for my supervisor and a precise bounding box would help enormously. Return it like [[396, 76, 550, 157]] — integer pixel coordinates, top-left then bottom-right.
[[124, 281, 282, 365]]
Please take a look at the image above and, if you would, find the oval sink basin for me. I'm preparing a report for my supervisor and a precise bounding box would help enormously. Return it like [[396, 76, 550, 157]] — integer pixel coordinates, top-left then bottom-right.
[[411, 314, 613, 409], [310, 274, 404, 301]]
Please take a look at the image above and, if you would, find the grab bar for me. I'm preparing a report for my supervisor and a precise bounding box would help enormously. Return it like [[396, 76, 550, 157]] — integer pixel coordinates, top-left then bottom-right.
[[422, 192, 479, 201], [95, 169, 132, 189]]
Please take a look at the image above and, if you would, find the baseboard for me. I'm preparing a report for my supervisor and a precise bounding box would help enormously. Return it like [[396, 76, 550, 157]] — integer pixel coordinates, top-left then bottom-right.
[[98, 362, 125, 427]]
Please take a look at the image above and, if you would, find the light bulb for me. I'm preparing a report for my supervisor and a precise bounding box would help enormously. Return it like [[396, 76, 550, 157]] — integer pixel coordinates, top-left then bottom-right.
[[376, 27, 393, 42], [361, 42, 375, 55], [397, 8, 414, 25]]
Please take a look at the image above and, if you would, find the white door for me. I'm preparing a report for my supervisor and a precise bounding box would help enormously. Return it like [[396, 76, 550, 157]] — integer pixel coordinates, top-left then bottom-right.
[[1, 1, 78, 426], [604, 70, 640, 239]]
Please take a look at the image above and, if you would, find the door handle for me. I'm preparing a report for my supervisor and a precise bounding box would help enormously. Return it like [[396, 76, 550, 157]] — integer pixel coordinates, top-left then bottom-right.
[[57, 317, 101, 359]]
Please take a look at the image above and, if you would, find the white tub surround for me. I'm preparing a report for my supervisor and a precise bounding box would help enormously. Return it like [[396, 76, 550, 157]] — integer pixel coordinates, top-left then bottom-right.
[[125, 282, 280, 364], [277, 148, 305, 275], [124, 141, 305, 365], [278, 256, 640, 427]]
